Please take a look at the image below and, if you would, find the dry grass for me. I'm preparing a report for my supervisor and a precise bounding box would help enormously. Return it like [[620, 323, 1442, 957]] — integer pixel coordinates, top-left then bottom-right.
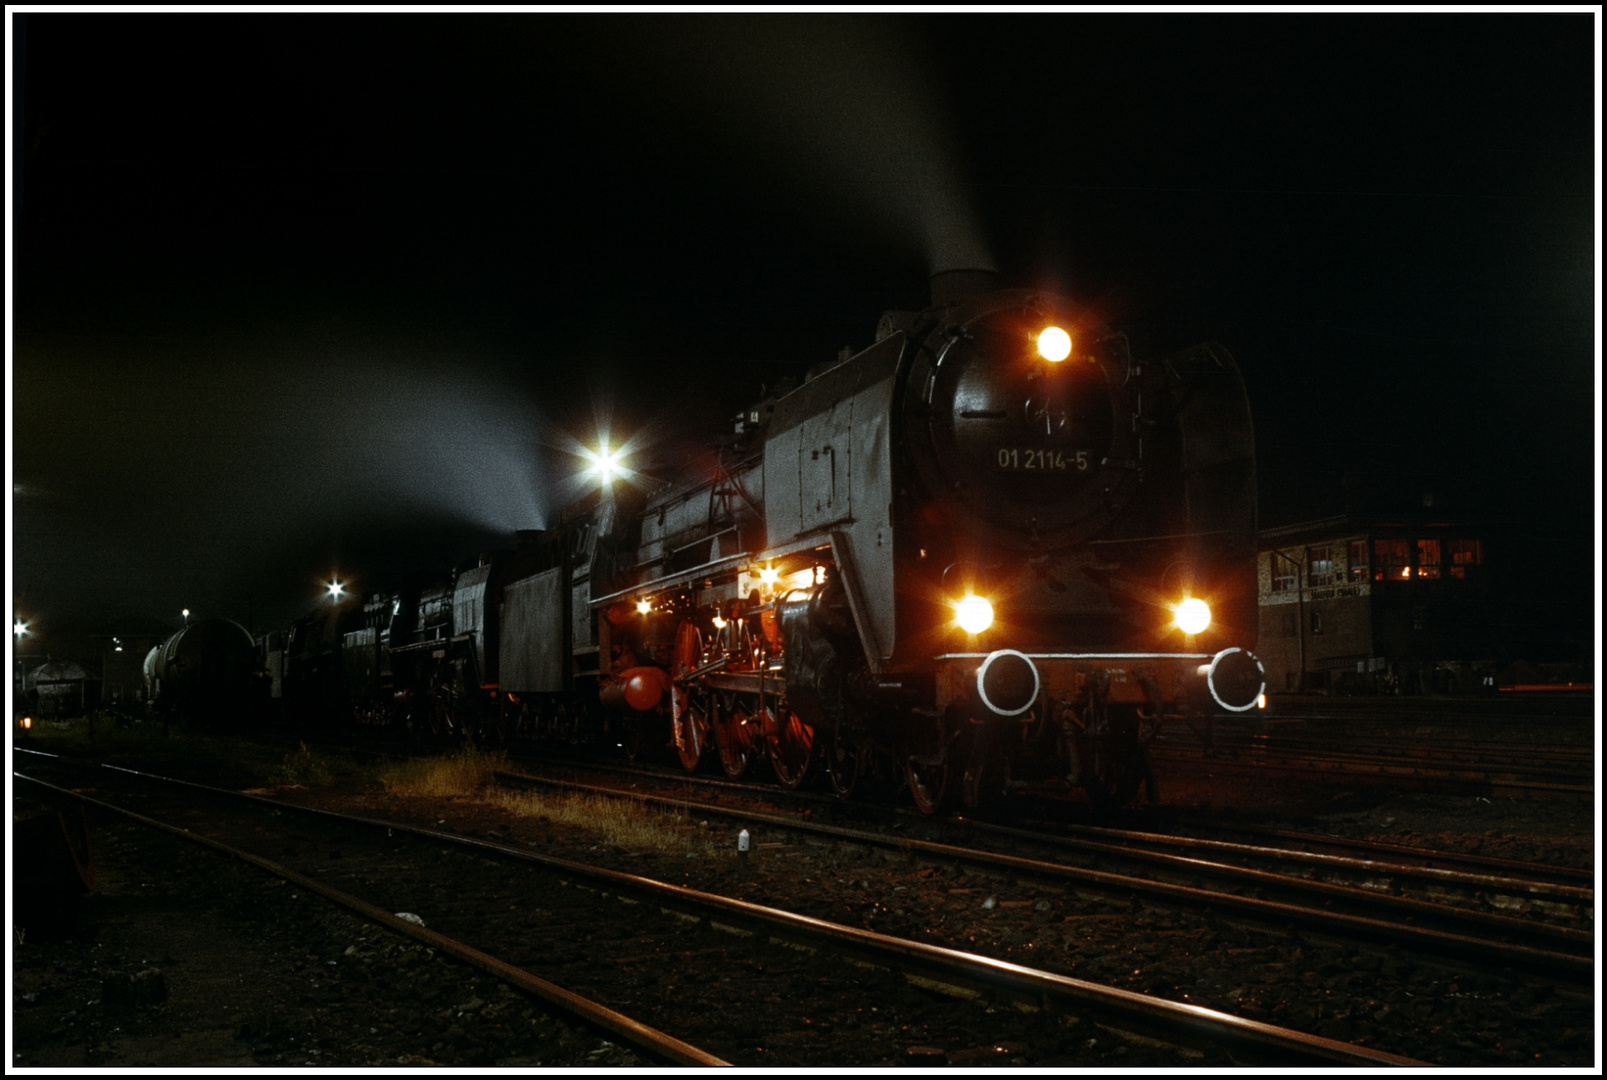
[[378, 745, 507, 798], [486, 787, 723, 858], [271, 741, 335, 787], [373, 747, 726, 858]]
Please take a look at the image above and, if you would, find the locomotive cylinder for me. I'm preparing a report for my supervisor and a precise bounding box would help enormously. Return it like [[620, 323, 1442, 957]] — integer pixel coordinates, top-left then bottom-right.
[[599, 666, 671, 712]]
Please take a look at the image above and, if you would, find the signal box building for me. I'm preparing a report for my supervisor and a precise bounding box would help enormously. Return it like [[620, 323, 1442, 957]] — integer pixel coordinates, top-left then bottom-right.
[[1257, 515, 1499, 695]]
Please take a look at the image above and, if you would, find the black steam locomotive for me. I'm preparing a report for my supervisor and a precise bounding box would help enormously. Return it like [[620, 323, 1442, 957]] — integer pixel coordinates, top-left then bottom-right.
[[273, 271, 1265, 811]]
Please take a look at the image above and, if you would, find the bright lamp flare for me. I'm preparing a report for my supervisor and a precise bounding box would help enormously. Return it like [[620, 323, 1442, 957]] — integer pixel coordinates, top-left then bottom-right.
[[1174, 597, 1211, 635], [1037, 326, 1072, 363], [327, 579, 345, 601], [955, 594, 994, 635], [636, 599, 651, 615], [583, 443, 624, 481]]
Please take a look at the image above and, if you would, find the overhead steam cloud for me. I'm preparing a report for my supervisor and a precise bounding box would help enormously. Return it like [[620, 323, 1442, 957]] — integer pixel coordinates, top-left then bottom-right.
[[628, 17, 995, 276], [12, 334, 547, 623]]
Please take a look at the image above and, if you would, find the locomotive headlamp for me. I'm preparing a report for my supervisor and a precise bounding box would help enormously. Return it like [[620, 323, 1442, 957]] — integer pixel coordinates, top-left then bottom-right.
[[1036, 325, 1072, 363], [954, 594, 995, 635], [1173, 597, 1211, 635], [636, 598, 652, 615]]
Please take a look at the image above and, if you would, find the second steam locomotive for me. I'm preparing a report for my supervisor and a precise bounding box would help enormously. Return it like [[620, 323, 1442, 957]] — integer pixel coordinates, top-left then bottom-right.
[[274, 270, 1265, 811]]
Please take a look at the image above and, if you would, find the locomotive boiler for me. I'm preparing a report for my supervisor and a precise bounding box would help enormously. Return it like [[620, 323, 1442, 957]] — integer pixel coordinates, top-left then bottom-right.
[[488, 269, 1265, 811]]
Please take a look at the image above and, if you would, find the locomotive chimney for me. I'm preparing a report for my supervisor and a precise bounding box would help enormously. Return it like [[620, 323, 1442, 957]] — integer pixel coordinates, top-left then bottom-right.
[[929, 268, 998, 308]]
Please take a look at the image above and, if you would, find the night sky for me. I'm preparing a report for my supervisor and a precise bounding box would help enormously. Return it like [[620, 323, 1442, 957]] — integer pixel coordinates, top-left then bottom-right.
[[8, 12, 1599, 647]]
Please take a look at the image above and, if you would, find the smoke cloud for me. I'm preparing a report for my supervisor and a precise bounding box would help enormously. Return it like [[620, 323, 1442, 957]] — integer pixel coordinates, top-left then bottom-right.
[[621, 16, 995, 276]]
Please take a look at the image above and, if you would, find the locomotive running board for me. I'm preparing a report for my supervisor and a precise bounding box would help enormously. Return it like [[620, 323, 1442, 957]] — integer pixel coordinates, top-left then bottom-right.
[[700, 670, 787, 697]]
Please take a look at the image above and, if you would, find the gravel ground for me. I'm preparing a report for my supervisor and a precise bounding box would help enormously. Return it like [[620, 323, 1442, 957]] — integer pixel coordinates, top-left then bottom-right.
[[10, 727, 1598, 1070], [10, 812, 648, 1069]]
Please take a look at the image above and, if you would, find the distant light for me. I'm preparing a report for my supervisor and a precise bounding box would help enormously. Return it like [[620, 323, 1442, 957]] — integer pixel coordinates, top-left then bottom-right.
[[712, 615, 727, 629], [1174, 597, 1211, 635], [1037, 326, 1072, 363], [955, 594, 994, 635], [636, 598, 651, 615], [19, 716, 31, 731], [13, 619, 28, 639], [582, 442, 625, 483], [327, 579, 345, 601]]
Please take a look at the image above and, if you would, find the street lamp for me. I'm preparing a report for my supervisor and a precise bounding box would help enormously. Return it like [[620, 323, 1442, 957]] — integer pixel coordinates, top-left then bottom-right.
[[581, 441, 625, 484], [326, 578, 345, 602], [14, 619, 28, 640]]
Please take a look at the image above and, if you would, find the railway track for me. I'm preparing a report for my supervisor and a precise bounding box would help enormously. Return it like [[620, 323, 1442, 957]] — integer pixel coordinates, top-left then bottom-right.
[[13, 768, 723, 1067], [13, 753, 1426, 1067], [487, 764, 1593, 982], [1150, 727, 1594, 797]]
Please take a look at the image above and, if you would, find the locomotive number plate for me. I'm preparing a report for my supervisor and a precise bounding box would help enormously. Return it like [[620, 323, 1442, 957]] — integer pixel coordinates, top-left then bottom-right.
[[994, 447, 1091, 472]]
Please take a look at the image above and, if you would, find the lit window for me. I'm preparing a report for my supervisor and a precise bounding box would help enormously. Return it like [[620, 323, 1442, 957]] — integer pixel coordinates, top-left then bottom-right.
[[1270, 554, 1297, 593], [1448, 539, 1482, 579], [1374, 539, 1410, 581], [1306, 546, 1334, 587], [1416, 539, 1441, 579], [1347, 540, 1368, 582]]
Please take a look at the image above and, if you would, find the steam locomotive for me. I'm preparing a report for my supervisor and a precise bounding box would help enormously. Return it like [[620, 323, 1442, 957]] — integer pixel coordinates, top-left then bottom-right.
[[274, 270, 1265, 811]]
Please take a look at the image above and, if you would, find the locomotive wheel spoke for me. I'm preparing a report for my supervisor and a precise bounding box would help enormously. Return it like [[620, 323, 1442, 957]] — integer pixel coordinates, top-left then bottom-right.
[[674, 689, 711, 774], [716, 703, 753, 779], [906, 713, 962, 814], [824, 724, 861, 799], [671, 621, 710, 773], [906, 754, 950, 815], [764, 705, 814, 790]]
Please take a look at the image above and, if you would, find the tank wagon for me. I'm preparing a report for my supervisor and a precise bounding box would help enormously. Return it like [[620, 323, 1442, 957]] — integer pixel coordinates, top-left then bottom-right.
[[142, 618, 257, 726]]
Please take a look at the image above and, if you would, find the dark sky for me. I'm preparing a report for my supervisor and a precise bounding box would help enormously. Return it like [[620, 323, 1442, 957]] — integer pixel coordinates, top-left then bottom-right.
[[9, 12, 1599, 644]]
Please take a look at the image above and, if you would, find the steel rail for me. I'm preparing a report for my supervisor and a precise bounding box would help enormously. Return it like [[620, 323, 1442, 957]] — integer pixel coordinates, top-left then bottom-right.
[[17, 757, 1424, 1067], [505, 749, 1593, 893], [968, 818, 1594, 904], [14, 771, 730, 1068], [491, 770, 1594, 972], [1150, 743, 1593, 794], [1161, 818, 1596, 884]]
